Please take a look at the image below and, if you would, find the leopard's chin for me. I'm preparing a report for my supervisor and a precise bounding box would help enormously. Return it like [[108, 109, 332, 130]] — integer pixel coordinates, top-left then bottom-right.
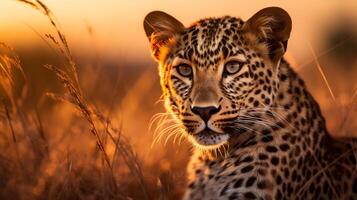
[[189, 128, 229, 150]]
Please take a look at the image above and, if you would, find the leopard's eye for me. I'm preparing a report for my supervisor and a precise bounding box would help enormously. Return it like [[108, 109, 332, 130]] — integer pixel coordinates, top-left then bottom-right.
[[224, 61, 244, 75], [176, 64, 193, 77]]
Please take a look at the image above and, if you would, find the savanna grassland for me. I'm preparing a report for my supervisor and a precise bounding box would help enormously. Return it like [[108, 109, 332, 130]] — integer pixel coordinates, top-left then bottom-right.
[[0, 1, 356, 200]]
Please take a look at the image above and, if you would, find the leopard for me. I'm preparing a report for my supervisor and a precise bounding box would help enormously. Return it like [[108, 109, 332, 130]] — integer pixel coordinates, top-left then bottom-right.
[[143, 7, 357, 199]]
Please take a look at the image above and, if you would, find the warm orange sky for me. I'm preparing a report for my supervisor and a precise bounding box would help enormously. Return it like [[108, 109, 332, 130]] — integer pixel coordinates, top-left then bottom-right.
[[1, 0, 357, 61]]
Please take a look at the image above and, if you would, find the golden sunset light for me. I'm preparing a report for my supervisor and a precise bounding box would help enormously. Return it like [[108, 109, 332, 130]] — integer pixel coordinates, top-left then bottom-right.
[[1, 0, 356, 59], [0, 0, 356, 199]]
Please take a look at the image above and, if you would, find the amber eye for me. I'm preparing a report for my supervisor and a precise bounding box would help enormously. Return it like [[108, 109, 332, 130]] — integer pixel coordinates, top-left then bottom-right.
[[176, 64, 193, 77], [224, 61, 244, 75]]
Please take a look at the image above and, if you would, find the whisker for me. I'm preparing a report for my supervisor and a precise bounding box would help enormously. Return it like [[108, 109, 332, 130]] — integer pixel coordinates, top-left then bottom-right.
[[148, 112, 173, 132], [151, 123, 181, 147]]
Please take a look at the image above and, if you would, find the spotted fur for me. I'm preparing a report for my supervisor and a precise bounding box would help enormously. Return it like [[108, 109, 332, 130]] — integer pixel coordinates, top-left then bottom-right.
[[144, 7, 357, 199]]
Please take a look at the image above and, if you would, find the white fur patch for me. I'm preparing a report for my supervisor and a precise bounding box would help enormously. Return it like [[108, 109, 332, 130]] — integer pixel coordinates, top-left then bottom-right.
[[189, 133, 229, 150]]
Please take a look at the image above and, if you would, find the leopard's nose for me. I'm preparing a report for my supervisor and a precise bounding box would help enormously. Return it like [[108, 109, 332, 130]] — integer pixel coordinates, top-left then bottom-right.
[[191, 106, 221, 123]]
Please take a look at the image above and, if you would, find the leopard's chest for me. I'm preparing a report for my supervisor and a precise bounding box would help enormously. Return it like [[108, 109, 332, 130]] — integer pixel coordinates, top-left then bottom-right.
[[183, 157, 239, 200], [183, 146, 278, 200]]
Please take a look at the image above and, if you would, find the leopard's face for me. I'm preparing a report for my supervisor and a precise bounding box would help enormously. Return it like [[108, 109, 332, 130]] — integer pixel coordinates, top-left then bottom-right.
[[144, 8, 291, 149]]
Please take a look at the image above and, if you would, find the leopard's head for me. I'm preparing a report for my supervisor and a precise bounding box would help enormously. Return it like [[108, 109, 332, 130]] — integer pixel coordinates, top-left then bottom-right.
[[143, 7, 291, 149]]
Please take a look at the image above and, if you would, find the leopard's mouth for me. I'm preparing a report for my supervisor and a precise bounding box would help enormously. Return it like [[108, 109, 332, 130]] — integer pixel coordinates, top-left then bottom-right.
[[189, 127, 229, 149]]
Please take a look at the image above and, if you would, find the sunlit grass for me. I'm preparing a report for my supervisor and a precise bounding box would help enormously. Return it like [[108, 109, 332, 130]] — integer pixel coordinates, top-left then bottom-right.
[[0, 1, 356, 200]]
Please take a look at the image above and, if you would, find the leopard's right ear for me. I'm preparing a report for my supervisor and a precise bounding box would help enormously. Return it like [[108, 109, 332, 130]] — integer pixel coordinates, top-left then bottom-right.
[[143, 11, 185, 61], [243, 7, 292, 64]]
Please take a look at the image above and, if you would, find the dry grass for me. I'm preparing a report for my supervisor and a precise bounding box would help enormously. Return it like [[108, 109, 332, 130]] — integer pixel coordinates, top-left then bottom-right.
[[0, 1, 356, 200], [0, 1, 172, 199]]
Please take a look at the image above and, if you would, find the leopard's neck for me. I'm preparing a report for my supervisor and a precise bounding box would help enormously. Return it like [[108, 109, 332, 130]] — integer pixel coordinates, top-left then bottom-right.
[[275, 59, 329, 145]]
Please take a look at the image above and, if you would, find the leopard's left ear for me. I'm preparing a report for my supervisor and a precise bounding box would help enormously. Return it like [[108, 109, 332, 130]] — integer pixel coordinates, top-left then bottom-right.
[[243, 7, 292, 63], [143, 11, 185, 62]]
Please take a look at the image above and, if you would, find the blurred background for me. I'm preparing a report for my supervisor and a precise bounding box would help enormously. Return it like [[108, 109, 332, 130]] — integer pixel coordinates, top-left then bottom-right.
[[0, 0, 356, 199]]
